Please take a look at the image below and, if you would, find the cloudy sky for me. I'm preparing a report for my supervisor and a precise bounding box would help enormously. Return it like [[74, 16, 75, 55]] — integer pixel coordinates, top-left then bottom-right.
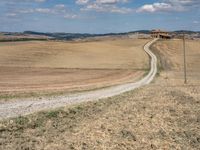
[[0, 0, 200, 33]]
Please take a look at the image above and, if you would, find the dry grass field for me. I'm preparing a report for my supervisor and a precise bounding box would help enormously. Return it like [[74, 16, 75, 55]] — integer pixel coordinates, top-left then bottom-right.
[[0, 38, 149, 98], [0, 39, 199, 150], [151, 39, 200, 83], [0, 35, 48, 41]]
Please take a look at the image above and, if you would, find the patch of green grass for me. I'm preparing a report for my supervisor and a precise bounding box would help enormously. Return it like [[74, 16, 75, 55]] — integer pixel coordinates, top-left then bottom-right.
[[0, 38, 48, 42], [14, 116, 29, 126], [120, 129, 137, 141], [45, 110, 60, 119], [0, 94, 19, 100], [142, 68, 150, 77], [32, 116, 46, 128], [157, 63, 164, 76], [0, 92, 62, 101]]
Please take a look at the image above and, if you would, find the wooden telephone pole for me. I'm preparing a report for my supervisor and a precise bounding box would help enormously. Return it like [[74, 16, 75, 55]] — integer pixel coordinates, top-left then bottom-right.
[[183, 34, 187, 84]]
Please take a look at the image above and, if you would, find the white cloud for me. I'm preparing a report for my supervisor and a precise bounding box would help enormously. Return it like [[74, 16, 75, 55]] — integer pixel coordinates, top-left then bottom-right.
[[6, 13, 17, 17], [79, 0, 132, 14], [64, 14, 78, 19], [18, 9, 34, 13], [11, 4, 80, 20], [34, 0, 46, 2], [137, 3, 172, 13], [193, 20, 199, 24], [137, 0, 200, 13], [0, 0, 47, 5], [164, 0, 200, 5], [35, 8, 51, 13], [17, 4, 66, 15], [76, 0, 129, 5], [55, 4, 65, 9], [96, 0, 128, 4], [82, 3, 132, 13], [76, 0, 90, 5]]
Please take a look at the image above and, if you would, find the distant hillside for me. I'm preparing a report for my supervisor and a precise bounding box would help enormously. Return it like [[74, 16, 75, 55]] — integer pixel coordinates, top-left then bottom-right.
[[0, 30, 199, 42], [128, 30, 150, 34], [23, 30, 152, 40], [173, 30, 200, 34], [23, 31, 122, 40]]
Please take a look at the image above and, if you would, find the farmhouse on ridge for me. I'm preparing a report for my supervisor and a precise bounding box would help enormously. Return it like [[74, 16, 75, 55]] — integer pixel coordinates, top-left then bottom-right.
[[151, 29, 171, 39]]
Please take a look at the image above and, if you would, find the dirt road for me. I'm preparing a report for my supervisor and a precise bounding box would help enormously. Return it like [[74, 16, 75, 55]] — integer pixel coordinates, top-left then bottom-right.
[[0, 39, 158, 120]]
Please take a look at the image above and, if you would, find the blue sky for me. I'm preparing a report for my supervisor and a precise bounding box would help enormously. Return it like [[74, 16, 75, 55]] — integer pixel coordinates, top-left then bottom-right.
[[0, 0, 199, 33]]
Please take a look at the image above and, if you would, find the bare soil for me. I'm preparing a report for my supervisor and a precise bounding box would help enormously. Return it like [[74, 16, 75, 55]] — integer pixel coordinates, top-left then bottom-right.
[[0, 38, 148, 98], [0, 67, 143, 93]]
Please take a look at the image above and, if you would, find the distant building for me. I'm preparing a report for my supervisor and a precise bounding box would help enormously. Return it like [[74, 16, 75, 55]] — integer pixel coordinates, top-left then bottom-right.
[[151, 29, 171, 39]]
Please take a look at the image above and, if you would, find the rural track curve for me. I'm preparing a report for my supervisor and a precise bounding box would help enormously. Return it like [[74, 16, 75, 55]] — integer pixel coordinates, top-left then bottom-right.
[[0, 38, 158, 120]]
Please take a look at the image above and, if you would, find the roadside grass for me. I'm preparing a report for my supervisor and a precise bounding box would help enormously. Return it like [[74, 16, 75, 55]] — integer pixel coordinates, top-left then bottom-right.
[[0, 90, 137, 149], [14, 116, 29, 126], [0, 91, 66, 101], [150, 41, 164, 77], [156, 63, 164, 76], [142, 68, 151, 77]]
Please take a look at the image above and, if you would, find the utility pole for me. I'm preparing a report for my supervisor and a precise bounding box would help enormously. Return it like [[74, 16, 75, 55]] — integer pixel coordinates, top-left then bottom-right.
[[183, 34, 187, 84]]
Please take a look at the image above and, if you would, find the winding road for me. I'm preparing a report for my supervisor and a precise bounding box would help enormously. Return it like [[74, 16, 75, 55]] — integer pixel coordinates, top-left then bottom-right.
[[0, 38, 158, 120]]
